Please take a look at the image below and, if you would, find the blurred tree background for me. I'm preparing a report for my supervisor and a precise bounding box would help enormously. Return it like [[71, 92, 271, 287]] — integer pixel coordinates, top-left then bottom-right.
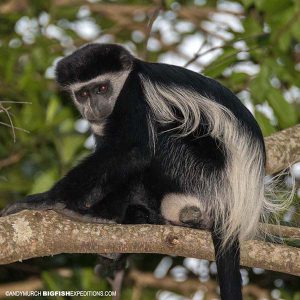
[[0, 0, 299, 299]]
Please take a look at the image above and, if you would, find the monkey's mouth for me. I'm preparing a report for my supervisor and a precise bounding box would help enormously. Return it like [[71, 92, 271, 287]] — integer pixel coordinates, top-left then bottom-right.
[[87, 118, 108, 126], [87, 119, 98, 124], [83, 106, 110, 123]]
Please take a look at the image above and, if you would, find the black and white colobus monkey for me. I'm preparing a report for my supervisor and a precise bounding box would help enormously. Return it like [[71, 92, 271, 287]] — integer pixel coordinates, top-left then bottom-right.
[[1, 43, 271, 300]]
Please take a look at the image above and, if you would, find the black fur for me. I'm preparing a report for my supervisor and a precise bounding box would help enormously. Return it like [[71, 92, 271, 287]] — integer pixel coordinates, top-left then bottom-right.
[[212, 229, 243, 300], [1, 43, 267, 300], [56, 44, 133, 87]]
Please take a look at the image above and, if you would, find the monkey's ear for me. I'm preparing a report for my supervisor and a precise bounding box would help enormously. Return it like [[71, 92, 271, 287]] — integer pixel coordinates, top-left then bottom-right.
[[55, 58, 70, 89], [120, 54, 132, 69], [118, 47, 134, 70]]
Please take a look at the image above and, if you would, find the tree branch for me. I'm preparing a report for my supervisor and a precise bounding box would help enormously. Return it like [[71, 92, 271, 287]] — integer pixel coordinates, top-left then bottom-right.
[[265, 124, 300, 174], [0, 125, 299, 274], [260, 223, 300, 240], [0, 210, 299, 276]]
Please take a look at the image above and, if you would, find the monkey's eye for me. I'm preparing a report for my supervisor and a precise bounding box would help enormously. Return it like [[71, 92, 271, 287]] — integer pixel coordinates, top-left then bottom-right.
[[75, 89, 90, 103], [96, 83, 109, 94], [79, 90, 89, 98]]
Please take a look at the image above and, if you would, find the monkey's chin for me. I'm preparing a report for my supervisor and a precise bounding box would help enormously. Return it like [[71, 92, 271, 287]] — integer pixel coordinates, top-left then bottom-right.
[[87, 114, 108, 123], [90, 122, 106, 136]]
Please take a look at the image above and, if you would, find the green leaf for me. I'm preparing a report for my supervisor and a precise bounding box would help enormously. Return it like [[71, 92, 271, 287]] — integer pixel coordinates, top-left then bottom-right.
[[291, 18, 300, 41], [278, 31, 292, 52], [30, 168, 58, 194], [46, 96, 60, 124], [254, 109, 276, 136], [81, 268, 95, 290], [225, 72, 249, 92], [242, 0, 255, 9], [249, 66, 270, 104], [243, 17, 263, 35], [266, 88, 297, 128], [204, 48, 238, 78], [42, 272, 65, 300], [55, 134, 85, 165], [255, 0, 292, 13]]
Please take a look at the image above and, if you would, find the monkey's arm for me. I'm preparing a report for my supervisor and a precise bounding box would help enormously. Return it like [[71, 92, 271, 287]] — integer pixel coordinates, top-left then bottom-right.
[[1, 145, 150, 217]]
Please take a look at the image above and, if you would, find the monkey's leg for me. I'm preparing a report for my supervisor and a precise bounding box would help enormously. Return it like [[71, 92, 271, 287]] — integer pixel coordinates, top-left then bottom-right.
[[1, 146, 151, 218], [123, 204, 164, 224], [83, 175, 164, 225], [95, 254, 128, 278], [93, 180, 164, 298], [122, 178, 164, 225], [95, 255, 127, 300]]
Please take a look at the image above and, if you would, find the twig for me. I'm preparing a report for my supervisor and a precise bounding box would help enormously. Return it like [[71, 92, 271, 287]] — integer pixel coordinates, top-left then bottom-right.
[[272, 10, 300, 44], [0, 122, 30, 133], [184, 40, 207, 68], [0, 101, 31, 104], [184, 33, 267, 68], [142, 6, 162, 60], [0, 104, 16, 142], [0, 101, 31, 142], [0, 153, 24, 169], [203, 45, 262, 73]]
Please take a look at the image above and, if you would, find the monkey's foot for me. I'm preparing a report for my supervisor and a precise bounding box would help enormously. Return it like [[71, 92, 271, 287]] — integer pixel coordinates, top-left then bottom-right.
[[123, 204, 165, 225], [179, 206, 202, 224], [95, 254, 126, 300], [179, 206, 213, 229], [95, 254, 127, 278], [99, 253, 121, 260]]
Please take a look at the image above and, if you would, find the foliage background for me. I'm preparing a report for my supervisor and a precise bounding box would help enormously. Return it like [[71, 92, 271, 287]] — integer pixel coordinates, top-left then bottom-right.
[[0, 0, 299, 299]]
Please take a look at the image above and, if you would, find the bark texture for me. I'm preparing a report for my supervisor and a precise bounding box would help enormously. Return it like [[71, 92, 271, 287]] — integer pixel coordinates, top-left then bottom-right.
[[0, 210, 300, 276], [0, 125, 299, 275], [265, 124, 300, 174]]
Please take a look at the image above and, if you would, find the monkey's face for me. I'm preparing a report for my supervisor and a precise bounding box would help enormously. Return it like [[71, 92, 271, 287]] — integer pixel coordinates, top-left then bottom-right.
[[55, 43, 134, 135], [68, 71, 130, 133]]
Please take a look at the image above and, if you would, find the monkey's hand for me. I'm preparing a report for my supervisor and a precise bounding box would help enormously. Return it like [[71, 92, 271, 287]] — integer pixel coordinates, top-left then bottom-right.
[[0, 192, 65, 217], [0, 194, 116, 226]]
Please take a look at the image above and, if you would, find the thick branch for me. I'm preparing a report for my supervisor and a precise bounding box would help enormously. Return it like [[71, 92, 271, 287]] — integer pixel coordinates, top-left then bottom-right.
[[0, 125, 299, 274], [261, 223, 300, 239], [265, 124, 300, 174], [0, 210, 299, 276]]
